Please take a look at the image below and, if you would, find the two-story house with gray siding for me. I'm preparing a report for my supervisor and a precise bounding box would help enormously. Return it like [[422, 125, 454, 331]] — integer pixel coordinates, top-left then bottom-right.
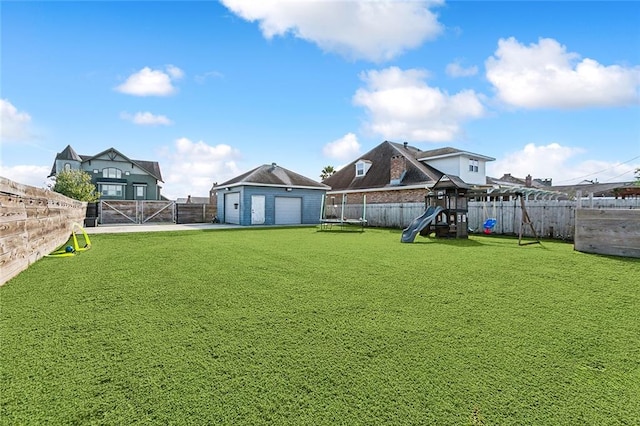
[[49, 145, 164, 200]]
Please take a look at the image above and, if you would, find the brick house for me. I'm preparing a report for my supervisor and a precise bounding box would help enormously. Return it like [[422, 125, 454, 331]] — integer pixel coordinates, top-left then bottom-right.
[[321, 141, 495, 205]]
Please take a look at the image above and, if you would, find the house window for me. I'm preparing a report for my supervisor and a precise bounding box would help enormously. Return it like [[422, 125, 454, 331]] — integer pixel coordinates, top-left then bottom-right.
[[100, 184, 124, 197], [134, 185, 146, 199], [64, 163, 71, 171], [102, 167, 122, 178], [468, 159, 479, 173], [355, 160, 371, 177]]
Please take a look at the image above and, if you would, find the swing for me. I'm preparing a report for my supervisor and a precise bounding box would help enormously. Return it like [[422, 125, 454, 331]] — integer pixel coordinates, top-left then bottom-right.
[[482, 196, 497, 234]]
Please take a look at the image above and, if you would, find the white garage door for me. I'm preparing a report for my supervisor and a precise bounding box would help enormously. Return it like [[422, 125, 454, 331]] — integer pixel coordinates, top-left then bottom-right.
[[224, 192, 240, 224], [275, 197, 302, 225]]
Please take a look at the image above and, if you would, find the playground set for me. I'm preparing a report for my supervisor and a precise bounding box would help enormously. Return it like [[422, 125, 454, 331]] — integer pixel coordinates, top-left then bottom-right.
[[401, 175, 470, 243], [401, 177, 563, 244], [319, 174, 562, 243], [46, 222, 92, 258]]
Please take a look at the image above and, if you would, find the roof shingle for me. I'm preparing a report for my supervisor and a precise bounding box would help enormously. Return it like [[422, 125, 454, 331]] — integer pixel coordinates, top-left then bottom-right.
[[219, 163, 329, 189]]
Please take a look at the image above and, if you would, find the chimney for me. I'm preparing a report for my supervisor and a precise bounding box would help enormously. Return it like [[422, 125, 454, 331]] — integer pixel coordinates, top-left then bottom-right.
[[525, 174, 532, 187], [390, 155, 406, 185], [403, 142, 408, 149]]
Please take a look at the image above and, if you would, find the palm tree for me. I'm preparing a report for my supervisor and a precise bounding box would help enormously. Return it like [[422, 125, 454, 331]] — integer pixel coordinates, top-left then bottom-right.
[[320, 165, 336, 180]]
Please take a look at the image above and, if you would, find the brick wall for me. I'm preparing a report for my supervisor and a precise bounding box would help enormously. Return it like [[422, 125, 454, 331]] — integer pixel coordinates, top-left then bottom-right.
[[390, 155, 406, 183], [327, 188, 427, 205]]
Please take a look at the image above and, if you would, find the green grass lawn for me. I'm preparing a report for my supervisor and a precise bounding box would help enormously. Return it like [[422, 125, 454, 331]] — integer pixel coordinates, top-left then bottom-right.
[[1, 227, 639, 425]]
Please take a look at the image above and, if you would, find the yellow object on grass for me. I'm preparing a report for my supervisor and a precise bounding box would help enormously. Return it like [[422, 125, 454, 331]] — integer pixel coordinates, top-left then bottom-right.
[[46, 222, 92, 258]]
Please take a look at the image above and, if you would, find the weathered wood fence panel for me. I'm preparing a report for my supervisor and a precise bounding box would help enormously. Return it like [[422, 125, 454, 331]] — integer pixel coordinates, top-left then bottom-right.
[[340, 198, 638, 242], [468, 200, 578, 239], [175, 204, 217, 224], [0, 177, 86, 286], [340, 203, 425, 229], [99, 200, 175, 224], [574, 209, 640, 258]]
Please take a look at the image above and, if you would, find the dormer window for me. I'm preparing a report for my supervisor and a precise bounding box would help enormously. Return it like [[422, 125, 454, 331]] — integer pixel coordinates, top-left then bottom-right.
[[468, 159, 479, 173], [355, 160, 371, 177]]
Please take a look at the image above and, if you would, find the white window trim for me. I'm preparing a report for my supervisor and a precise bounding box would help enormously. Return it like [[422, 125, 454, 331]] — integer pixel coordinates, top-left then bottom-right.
[[355, 160, 371, 177], [133, 184, 147, 198], [99, 183, 126, 197]]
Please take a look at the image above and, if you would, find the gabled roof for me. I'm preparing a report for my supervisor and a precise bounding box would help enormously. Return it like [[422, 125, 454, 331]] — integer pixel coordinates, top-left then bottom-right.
[[81, 147, 163, 182], [218, 163, 330, 190], [432, 174, 471, 190], [50, 145, 163, 181], [416, 147, 495, 162], [322, 141, 442, 191], [487, 174, 548, 189]]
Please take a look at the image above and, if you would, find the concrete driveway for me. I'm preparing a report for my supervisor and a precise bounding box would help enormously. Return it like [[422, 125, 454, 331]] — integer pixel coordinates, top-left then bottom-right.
[[84, 223, 243, 234]]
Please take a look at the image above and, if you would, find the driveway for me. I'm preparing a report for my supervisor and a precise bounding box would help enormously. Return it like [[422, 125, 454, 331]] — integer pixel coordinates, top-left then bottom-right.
[[84, 223, 243, 234]]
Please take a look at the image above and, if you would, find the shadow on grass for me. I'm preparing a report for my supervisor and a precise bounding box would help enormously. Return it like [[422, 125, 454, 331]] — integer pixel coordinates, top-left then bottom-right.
[[407, 237, 485, 247]]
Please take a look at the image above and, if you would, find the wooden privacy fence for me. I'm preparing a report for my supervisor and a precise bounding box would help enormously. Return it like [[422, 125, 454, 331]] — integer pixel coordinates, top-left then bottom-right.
[[175, 203, 217, 224], [574, 208, 640, 258], [96, 200, 217, 225], [467, 200, 577, 239], [0, 177, 86, 285], [99, 200, 175, 224], [340, 198, 639, 241]]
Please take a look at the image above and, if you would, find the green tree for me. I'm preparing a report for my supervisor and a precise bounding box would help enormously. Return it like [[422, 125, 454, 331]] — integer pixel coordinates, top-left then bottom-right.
[[320, 165, 336, 180], [51, 169, 100, 202], [635, 167, 640, 185]]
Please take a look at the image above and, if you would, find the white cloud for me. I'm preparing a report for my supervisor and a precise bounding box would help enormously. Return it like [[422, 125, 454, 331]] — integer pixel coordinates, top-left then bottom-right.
[[486, 37, 640, 109], [195, 71, 224, 84], [0, 165, 51, 188], [115, 65, 184, 96], [446, 61, 478, 77], [353, 66, 485, 142], [120, 111, 173, 126], [220, 0, 443, 62], [159, 137, 242, 200], [322, 132, 361, 161], [166, 65, 185, 80], [489, 143, 639, 184], [1, 99, 32, 141]]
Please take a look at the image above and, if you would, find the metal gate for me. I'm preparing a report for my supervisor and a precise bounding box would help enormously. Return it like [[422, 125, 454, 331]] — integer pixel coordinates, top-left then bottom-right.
[[99, 200, 176, 224]]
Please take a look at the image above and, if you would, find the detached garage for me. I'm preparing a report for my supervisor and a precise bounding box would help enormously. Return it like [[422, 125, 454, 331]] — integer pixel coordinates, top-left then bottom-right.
[[275, 196, 302, 225], [214, 163, 330, 226]]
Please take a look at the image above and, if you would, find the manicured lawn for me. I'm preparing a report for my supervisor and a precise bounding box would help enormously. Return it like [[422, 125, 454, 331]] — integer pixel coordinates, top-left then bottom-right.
[[1, 227, 639, 425]]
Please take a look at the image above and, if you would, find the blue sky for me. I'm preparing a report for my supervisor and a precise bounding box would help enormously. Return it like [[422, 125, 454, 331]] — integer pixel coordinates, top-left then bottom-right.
[[1, 0, 639, 199]]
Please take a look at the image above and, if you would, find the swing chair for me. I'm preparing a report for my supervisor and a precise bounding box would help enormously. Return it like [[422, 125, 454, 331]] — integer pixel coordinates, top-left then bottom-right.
[[482, 196, 497, 234], [46, 222, 92, 258]]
